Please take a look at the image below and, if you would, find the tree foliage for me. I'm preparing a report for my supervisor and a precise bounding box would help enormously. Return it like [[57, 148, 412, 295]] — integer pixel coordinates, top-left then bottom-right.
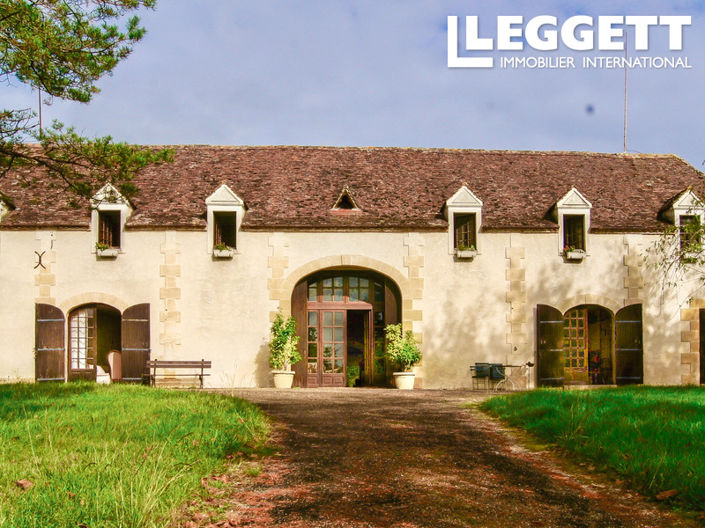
[[0, 0, 170, 199], [647, 219, 705, 290]]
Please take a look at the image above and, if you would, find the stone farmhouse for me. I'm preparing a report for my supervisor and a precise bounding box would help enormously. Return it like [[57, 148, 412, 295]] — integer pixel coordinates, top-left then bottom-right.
[[0, 146, 703, 388]]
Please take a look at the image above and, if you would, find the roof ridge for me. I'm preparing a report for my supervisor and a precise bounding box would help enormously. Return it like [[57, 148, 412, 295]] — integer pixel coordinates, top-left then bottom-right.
[[139, 144, 684, 159]]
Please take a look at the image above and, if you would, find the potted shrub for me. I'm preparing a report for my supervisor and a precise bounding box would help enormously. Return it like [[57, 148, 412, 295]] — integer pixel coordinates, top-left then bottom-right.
[[268, 313, 301, 388], [213, 243, 235, 258], [455, 242, 477, 259], [563, 245, 585, 261], [385, 323, 422, 390], [346, 364, 360, 387]]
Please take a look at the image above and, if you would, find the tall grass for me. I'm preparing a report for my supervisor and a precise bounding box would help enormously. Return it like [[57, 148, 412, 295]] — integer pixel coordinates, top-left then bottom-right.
[[0, 383, 269, 527], [481, 386, 705, 509]]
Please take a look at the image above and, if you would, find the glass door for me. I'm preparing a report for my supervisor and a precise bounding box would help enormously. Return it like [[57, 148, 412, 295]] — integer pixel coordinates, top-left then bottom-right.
[[563, 307, 588, 384], [306, 310, 346, 387]]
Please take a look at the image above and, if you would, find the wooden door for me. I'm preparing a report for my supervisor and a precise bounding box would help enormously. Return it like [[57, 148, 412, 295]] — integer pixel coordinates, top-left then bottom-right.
[[121, 304, 150, 383], [320, 310, 346, 387], [537, 304, 564, 387], [35, 304, 65, 382], [615, 304, 643, 385], [563, 308, 588, 384], [292, 281, 308, 387], [68, 307, 97, 381]]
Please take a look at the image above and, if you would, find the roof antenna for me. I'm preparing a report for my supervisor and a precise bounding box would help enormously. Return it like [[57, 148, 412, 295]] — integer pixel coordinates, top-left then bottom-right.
[[623, 31, 628, 153]]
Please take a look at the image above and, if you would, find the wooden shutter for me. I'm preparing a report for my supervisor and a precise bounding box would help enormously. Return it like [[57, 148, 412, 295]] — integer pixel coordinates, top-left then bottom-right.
[[291, 280, 308, 387], [537, 304, 564, 387], [121, 304, 150, 383], [35, 304, 65, 382], [615, 304, 643, 385]]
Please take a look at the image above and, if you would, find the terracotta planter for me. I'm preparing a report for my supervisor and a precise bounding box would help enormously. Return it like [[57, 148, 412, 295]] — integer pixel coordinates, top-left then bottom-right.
[[272, 370, 295, 388], [393, 372, 415, 390]]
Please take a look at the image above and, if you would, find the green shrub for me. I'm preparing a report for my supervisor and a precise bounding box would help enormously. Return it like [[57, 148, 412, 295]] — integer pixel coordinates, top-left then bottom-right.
[[384, 323, 421, 372], [268, 312, 301, 370]]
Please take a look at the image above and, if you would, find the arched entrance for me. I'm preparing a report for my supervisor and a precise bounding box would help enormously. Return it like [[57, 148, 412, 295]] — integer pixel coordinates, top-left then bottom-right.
[[537, 303, 643, 387], [68, 304, 121, 381], [291, 269, 401, 388], [35, 301, 151, 383]]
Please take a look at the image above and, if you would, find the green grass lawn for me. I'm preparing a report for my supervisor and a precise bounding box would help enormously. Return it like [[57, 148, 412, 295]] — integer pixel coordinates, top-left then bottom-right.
[[0, 383, 269, 528], [481, 386, 705, 509]]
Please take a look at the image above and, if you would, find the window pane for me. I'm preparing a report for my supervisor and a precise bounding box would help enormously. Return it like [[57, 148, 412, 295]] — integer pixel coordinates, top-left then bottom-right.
[[350, 289, 359, 302], [375, 283, 384, 302], [323, 328, 332, 341], [453, 213, 476, 249], [564, 215, 585, 250], [324, 360, 333, 373], [322, 288, 332, 301], [308, 312, 318, 326], [334, 359, 344, 373], [323, 345, 332, 358], [308, 285, 317, 302], [323, 312, 332, 325], [334, 276, 343, 287], [334, 344, 343, 357], [360, 289, 370, 302], [334, 328, 343, 341], [323, 278, 332, 287], [360, 278, 369, 287], [334, 288, 343, 301], [334, 312, 344, 325], [308, 343, 317, 358], [308, 361, 318, 373], [349, 277, 358, 287], [308, 328, 317, 341]]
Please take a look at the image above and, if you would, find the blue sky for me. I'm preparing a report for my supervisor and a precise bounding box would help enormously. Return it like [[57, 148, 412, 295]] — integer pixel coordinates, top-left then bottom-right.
[[6, 1, 705, 168]]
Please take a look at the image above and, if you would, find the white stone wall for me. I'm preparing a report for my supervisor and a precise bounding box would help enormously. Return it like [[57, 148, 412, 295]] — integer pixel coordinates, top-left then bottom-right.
[[0, 226, 696, 387]]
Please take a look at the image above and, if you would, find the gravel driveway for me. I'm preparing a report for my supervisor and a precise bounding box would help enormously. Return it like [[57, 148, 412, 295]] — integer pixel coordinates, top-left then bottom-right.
[[185, 388, 699, 528]]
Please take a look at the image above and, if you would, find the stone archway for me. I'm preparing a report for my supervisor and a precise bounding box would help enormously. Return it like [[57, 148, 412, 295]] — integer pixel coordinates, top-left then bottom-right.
[[289, 267, 403, 388]]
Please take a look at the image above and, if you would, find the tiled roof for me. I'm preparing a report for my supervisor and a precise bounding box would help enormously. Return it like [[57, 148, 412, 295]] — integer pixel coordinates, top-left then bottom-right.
[[0, 146, 702, 232]]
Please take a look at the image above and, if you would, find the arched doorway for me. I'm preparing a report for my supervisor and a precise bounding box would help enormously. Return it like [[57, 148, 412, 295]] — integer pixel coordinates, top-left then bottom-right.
[[68, 304, 121, 381], [291, 269, 401, 388], [537, 303, 643, 387]]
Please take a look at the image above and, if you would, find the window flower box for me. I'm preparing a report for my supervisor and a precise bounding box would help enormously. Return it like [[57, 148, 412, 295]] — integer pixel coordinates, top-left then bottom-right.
[[213, 247, 235, 259], [455, 248, 478, 259], [96, 247, 119, 258], [563, 248, 586, 261]]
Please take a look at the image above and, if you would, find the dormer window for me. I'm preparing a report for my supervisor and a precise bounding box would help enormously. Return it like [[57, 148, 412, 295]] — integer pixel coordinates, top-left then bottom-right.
[[555, 187, 592, 261], [98, 210, 121, 249], [679, 214, 701, 255], [666, 189, 705, 259], [206, 184, 245, 259], [0, 193, 14, 223], [445, 185, 483, 259], [214, 211, 237, 249], [332, 185, 361, 212], [563, 215, 585, 251], [91, 184, 132, 258], [454, 213, 477, 251]]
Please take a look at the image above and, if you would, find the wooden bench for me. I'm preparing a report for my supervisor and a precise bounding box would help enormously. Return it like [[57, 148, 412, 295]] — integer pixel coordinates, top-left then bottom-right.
[[146, 359, 211, 389]]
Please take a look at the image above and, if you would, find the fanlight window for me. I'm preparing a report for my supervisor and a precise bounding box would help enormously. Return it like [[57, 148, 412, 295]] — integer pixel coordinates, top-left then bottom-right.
[[307, 275, 380, 303]]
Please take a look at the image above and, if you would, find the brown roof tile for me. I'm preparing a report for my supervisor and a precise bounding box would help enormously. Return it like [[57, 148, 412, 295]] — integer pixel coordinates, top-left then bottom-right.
[[0, 146, 702, 232]]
